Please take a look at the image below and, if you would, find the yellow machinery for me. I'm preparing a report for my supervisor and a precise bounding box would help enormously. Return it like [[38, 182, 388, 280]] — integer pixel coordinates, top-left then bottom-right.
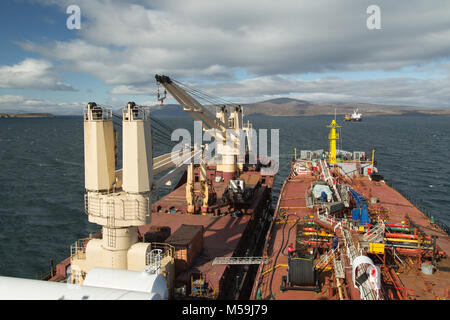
[[327, 119, 341, 164], [369, 242, 385, 254]]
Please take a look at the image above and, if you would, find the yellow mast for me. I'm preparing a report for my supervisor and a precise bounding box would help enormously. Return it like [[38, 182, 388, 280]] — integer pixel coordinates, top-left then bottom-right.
[[327, 119, 341, 164]]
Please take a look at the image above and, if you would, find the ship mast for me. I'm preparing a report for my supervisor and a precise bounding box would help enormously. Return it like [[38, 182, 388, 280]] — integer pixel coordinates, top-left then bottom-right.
[[327, 119, 341, 164]]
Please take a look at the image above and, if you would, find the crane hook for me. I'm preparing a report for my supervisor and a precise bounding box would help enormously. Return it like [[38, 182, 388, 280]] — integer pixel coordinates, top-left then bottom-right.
[[157, 86, 167, 106]]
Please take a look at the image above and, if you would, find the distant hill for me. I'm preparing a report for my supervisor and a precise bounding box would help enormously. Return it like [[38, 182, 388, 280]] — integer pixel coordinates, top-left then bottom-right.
[[260, 97, 310, 105], [97, 99, 450, 118], [149, 99, 450, 117], [240, 99, 450, 117], [0, 113, 55, 118], [150, 104, 190, 117]]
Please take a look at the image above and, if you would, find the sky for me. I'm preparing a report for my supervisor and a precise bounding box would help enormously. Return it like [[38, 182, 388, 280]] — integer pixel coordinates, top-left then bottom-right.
[[0, 0, 449, 115]]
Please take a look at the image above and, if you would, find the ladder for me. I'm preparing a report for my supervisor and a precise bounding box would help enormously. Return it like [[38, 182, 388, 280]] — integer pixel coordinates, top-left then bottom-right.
[[317, 210, 338, 226], [319, 159, 342, 202], [343, 228, 377, 300], [145, 249, 163, 274], [364, 222, 385, 243], [315, 248, 337, 270], [333, 257, 345, 279], [107, 200, 116, 248]]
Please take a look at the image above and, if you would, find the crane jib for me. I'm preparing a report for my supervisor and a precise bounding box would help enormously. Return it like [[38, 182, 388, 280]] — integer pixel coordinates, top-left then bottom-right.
[[155, 74, 172, 84]]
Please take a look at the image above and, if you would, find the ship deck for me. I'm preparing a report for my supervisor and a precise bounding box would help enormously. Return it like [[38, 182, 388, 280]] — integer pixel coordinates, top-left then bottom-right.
[[252, 161, 450, 300], [351, 176, 450, 299], [351, 177, 450, 254], [139, 212, 252, 293], [252, 173, 324, 300], [142, 175, 274, 298], [49, 165, 275, 300]]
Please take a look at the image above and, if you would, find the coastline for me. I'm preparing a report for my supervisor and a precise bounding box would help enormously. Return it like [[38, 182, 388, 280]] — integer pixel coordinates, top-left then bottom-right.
[[0, 113, 55, 118]]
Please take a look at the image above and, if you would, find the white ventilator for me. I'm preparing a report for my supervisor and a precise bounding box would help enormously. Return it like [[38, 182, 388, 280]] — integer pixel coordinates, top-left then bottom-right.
[[0, 275, 161, 300], [367, 264, 381, 299], [83, 268, 168, 300], [352, 255, 381, 299]]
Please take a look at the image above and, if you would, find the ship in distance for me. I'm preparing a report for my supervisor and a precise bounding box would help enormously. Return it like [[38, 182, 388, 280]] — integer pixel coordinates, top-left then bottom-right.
[[344, 109, 362, 122]]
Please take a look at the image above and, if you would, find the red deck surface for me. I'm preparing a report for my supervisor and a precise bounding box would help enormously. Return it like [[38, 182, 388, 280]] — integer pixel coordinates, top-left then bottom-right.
[[142, 177, 273, 295], [253, 173, 325, 300], [139, 212, 251, 289], [351, 176, 450, 254], [152, 181, 229, 213], [49, 164, 275, 298], [351, 176, 450, 299], [252, 161, 450, 300]]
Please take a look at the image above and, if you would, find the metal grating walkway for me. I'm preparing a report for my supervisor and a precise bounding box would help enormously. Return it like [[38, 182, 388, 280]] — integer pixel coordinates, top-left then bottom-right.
[[212, 257, 269, 265], [333, 257, 345, 279]]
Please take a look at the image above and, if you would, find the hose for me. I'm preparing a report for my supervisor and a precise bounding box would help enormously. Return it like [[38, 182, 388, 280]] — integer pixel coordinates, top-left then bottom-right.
[[268, 214, 300, 299]]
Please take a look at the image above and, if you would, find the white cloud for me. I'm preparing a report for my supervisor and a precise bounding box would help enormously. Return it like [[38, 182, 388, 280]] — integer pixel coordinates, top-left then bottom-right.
[[0, 58, 76, 91], [17, 0, 450, 108], [109, 84, 154, 95], [200, 75, 450, 108], [24, 1, 450, 76]]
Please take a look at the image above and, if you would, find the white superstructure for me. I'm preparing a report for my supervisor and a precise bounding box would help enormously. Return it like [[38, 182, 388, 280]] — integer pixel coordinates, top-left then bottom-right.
[[350, 109, 362, 121]]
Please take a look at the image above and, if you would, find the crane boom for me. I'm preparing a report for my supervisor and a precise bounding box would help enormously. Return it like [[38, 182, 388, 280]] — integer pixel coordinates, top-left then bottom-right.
[[155, 74, 252, 182], [155, 74, 236, 137]]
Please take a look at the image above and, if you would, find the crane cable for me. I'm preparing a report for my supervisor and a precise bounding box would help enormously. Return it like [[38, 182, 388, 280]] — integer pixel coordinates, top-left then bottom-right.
[[172, 78, 240, 108], [111, 111, 175, 148]]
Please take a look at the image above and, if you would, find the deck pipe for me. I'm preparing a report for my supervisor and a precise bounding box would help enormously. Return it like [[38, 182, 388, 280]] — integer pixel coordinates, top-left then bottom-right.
[[386, 244, 433, 251], [385, 233, 431, 240], [385, 237, 431, 244], [385, 221, 407, 225], [391, 247, 436, 256], [385, 226, 410, 232]]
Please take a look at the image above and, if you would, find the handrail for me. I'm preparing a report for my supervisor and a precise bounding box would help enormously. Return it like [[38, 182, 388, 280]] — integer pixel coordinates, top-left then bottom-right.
[[338, 160, 373, 163], [70, 238, 90, 260]]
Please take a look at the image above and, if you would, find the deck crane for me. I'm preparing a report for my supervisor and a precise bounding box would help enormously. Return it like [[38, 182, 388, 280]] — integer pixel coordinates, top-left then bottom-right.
[[70, 102, 202, 285], [70, 75, 259, 283], [70, 73, 263, 283], [155, 74, 254, 183], [155, 74, 235, 136]]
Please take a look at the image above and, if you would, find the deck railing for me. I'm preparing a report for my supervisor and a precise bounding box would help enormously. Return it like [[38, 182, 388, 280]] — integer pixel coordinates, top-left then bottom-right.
[[70, 238, 89, 260]]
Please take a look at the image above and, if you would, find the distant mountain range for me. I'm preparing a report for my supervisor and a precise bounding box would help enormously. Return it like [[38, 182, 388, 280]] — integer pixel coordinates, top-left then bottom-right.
[[4, 99, 447, 118], [0, 113, 55, 118], [148, 98, 450, 117]]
